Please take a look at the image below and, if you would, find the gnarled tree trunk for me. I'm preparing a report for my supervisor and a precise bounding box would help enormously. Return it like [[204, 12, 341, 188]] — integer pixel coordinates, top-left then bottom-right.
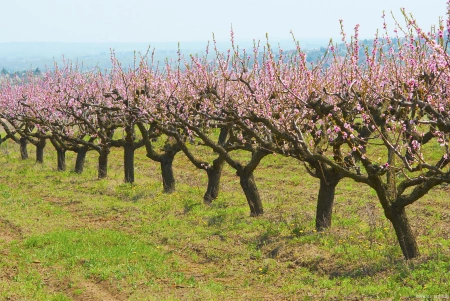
[[239, 172, 263, 216], [370, 152, 420, 260], [203, 156, 225, 204], [161, 154, 175, 193], [36, 138, 46, 163], [98, 149, 109, 179], [124, 143, 135, 183], [305, 159, 343, 231], [388, 207, 420, 259], [74, 147, 88, 174], [56, 149, 66, 171], [316, 176, 339, 231], [19, 137, 28, 160]]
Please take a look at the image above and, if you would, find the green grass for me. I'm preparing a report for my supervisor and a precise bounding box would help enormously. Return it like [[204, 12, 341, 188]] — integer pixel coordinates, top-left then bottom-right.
[[0, 137, 449, 300]]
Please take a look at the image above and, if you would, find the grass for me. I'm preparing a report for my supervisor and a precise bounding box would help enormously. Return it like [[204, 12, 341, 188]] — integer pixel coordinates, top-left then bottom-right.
[[0, 137, 449, 300]]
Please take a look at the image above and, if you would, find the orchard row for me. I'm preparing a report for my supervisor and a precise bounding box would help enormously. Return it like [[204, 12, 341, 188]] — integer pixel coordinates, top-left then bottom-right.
[[1, 10, 449, 260]]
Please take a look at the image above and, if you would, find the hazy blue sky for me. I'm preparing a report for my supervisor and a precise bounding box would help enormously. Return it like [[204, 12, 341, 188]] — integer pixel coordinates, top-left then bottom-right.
[[1, 0, 447, 43]]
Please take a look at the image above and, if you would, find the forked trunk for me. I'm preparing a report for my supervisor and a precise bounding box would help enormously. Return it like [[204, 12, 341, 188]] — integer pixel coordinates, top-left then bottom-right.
[[385, 149, 419, 259], [388, 207, 420, 259], [371, 157, 420, 260]]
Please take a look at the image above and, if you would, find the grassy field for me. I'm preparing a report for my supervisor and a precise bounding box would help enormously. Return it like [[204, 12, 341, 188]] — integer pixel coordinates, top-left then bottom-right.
[[0, 136, 449, 300]]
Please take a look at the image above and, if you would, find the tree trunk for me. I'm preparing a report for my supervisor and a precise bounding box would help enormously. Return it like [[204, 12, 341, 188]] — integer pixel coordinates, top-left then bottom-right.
[[316, 177, 339, 231], [239, 172, 264, 216], [98, 149, 109, 179], [19, 137, 28, 160], [161, 155, 175, 193], [203, 157, 225, 204], [124, 143, 134, 183], [36, 138, 46, 163], [56, 149, 66, 171], [388, 207, 420, 259], [384, 148, 420, 259], [74, 148, 88, 174]]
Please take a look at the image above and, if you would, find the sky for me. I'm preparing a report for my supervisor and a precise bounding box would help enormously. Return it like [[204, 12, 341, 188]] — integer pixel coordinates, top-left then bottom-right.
[[0, 0, 447, 44]]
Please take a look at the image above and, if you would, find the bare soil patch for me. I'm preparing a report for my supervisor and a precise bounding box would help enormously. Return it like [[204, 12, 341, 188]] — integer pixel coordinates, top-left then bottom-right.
[[0, 217, 22, 243]]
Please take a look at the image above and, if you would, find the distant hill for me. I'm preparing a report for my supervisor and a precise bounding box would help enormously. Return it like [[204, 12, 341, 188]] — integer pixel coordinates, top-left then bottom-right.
[[0, 39, 330, 72]]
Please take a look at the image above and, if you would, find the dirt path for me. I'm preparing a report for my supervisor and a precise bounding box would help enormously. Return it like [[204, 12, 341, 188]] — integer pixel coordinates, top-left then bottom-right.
[[0, 217, 22, 243], [70, 280, 125, 301]]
